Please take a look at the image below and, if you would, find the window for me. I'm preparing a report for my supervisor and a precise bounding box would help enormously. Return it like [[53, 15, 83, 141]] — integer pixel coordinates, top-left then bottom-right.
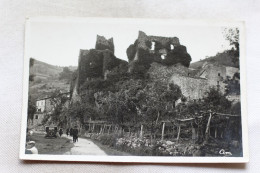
[[217, 81, 219, 85], [151, 41, 155, 50], [188, 73, 190, 76], [218, 73, 220, 76], [170, 44, 174, 50], [35, 115, 38, 119]]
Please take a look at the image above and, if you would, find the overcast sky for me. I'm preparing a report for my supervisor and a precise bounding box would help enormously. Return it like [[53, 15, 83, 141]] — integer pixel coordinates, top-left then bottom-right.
[[28, 18, 234, 67]]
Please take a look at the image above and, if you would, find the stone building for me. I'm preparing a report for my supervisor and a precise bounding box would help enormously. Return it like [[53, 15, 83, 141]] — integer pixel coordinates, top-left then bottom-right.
[[196, 62, 239, 95], [30, 97, 53, 127], [31, 92, 70, 127], [148, 61, 239, 101]]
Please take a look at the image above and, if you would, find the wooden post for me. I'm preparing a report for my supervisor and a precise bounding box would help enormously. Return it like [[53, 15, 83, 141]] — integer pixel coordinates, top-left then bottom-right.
[[101, 124, 105, 134], [115, 125, 118, 133], [215, 127, 217, 138], [192, 127, 196, 142], [102, 125, 106, 134], [99, 125, 102, 134], [177, 125, 181, 142], [172, 125, 175, 139], [93, 123, 95, 133], [108, 125, 111, 134], [140, 124, 143, 139], [205, 111, 213, 142], [161, 122, 165, 141]]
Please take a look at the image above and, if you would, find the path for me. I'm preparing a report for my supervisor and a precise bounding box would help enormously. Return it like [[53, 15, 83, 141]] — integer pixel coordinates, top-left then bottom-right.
[[64, 136, 107, 155]]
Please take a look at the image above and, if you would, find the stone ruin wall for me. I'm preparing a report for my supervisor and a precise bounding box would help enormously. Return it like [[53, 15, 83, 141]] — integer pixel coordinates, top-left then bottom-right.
[[95, 35, 114, 53], [148, 62, 191, 80], [137, 31, 180, 51], [148, 62, 233, 100], [127, 31, 191, 73], [169, 74, 209, 100], [148, 62, 209, 100], [69, 35, 129, 104]]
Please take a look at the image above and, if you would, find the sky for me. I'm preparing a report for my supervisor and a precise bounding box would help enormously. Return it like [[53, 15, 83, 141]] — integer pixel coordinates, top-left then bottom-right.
[[28, 19, 233, 67]]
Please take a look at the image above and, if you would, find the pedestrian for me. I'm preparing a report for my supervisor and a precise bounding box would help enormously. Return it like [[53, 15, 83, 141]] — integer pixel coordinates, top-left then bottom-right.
[[73, 126, 79, 143], [70, 128, 73, 137], [66, 128, 69, 136], [59, 128, 63, 137], [25, 141, 38, 154]]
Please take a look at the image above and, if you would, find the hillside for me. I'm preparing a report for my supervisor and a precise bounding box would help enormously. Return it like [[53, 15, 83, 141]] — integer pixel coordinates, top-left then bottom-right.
[[190, 51, 239, 69], [28, 58, 76, 101]]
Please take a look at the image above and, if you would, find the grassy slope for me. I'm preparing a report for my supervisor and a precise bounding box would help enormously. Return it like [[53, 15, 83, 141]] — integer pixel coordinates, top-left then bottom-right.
[[190, 52, 238, 69], [28, 59, 76, 101]]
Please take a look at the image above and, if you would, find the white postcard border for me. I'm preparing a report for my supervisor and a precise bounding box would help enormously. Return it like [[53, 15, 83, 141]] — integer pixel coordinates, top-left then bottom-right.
[[19, 17, 249, 163]]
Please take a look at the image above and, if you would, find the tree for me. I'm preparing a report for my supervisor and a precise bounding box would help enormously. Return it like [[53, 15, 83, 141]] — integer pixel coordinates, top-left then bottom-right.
[[128, 80, 182, 140], [43, 90, 69, 126], [29, 58, 35, 82], [27, 95, 36, 121], [223, 28, 239, 66], [66, 101, 98, 127], [59, 67, 73, 81], [203, 87, 231, 113]]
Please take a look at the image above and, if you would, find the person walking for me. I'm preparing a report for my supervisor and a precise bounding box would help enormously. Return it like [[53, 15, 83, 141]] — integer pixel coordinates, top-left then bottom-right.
[[70, 128, 73, 137], [66, 128, 69, 136], [59, 128, 63, 137], [73, 126, 79, 143]]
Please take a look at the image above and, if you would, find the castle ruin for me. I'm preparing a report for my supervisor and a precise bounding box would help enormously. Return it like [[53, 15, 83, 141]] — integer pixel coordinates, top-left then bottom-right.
[[127, 31, 192, 73], [71, 31, 239, 103], [77, 35, 127, 90]]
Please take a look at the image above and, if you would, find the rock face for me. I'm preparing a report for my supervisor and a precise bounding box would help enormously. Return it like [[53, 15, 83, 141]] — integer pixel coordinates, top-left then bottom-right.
[[127, 31, 192, 73], [76, 35, 127, 92]]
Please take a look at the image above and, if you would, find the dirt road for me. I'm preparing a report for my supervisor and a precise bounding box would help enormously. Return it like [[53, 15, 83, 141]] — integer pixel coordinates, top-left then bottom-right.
[[64, 136, 107, 155]]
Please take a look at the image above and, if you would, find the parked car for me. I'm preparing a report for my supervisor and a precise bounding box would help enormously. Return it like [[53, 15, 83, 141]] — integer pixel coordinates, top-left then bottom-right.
[[45, 126, 58, 138]]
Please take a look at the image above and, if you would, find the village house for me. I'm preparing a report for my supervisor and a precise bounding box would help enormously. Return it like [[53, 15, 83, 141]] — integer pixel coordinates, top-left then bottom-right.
[[31, 92, 70, 127]]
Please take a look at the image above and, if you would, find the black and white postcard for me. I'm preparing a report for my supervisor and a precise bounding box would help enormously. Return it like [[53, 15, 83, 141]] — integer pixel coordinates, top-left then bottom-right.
[[20, 17, 248, 163]]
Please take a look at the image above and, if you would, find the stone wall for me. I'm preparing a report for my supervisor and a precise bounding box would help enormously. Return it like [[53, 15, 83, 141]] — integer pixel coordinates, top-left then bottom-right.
[[169, 74, 209, 100], [148, 62, 237, 100], [148, 62, 209, 100], [137, 31, 180, 51], [32, 113, 45, 126]]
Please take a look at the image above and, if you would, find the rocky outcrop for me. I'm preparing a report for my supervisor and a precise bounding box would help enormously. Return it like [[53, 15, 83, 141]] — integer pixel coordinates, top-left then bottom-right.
[[127, 31, 192, 73]]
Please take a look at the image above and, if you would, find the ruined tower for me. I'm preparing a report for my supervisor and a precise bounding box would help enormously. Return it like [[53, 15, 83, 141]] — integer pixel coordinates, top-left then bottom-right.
[[76, 35, 127, 92]]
